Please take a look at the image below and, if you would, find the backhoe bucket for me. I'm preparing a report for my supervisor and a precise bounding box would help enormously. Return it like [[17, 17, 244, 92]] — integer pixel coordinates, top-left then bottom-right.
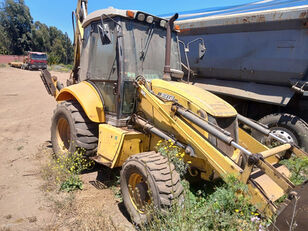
[[40, 69, 57, 97], [274, 181, 308, 231], [40, 69, 63, 98]]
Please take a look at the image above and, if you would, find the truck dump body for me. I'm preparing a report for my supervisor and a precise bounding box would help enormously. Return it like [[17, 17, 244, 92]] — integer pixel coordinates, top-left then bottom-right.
[[173, 0, 308, 105]]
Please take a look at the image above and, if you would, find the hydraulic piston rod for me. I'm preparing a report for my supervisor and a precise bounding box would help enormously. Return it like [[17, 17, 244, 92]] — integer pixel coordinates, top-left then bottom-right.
[[174, 106, 252, 156], [133, 115, 195, 156], [237, 114, 287, 144]]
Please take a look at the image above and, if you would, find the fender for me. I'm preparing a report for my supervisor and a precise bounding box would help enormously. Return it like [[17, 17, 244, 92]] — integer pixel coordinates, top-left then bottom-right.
[[56, 81, 105, 123]]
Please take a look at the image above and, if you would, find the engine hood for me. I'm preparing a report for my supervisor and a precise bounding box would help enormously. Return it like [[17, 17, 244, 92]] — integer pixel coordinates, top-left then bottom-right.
[[151, 79, 237, 117]]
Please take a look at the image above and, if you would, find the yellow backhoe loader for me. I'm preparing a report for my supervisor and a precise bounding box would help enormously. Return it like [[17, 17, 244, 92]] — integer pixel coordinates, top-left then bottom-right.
[[41, 0, 308, 228]]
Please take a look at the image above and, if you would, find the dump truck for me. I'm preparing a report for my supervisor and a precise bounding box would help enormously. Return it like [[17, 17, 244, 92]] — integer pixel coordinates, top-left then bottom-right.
[[40, 0, 308, 227], [21, 51, 47, 70], [175, 0, 308, 152]]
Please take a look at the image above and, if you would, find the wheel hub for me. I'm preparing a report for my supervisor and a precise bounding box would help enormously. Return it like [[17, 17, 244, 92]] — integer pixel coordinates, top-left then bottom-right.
[[264, 128, 297, 147], [128, 173, 151, 213], [56, 117, 71, 151], [271, 129, 295, 143]]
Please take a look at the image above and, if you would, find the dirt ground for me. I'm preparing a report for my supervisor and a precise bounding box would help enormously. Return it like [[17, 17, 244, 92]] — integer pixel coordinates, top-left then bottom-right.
[[0, 67, 134, 231]]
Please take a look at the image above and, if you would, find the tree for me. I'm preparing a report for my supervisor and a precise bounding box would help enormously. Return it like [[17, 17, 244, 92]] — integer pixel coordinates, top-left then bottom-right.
[[0, 0, 74, 64], [31, 21, 51, 52], [62, 32, 74, 64], [0, 0, 33, 55]]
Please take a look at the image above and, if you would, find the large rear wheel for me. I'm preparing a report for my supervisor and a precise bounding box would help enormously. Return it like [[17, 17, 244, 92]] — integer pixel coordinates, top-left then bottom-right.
[[252, 113, 308, 151], [51, 100, 98, 156], [120, 151, 184, 225]]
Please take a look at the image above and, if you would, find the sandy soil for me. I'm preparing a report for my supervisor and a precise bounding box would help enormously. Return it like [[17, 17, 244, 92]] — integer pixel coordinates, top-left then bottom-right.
[[0, 67, 133, 231]]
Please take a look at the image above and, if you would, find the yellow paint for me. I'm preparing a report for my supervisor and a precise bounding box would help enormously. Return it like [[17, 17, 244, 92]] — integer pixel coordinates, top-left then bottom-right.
[[97, 124, 149, 168], [151, 79, 237, 117], [238, 128, 279, 164], [56, 81, 105, 123], [137, 82, 242, 178], [134, 79, 307, 217]]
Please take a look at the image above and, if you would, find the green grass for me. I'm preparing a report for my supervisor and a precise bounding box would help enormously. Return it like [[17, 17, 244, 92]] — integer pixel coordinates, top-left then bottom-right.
[[140, 176, 269, 231], [137, 140, 270, 230], [48, 64, 72, 73], [41, 149, 94, 192], [280, 156, 308, 185]]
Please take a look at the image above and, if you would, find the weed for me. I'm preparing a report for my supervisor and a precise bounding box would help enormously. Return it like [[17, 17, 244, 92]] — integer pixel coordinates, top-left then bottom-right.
[[0, 63, 7, 68], [141, 177, 269, 231], [156, 139, 188, 177], [41, 149, 94, 192], [17, 145, 23, 151], [60, 175, 83, 192], [137, 140, 270, 231], [280, 156, 308, 185], [47, 64, 72, 73]]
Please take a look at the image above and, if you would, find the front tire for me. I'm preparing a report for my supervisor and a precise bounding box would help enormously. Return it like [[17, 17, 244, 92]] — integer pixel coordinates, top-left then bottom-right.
[[51, 100, 98, 156], [253, 113, 308, 151], [120, 151, 183, 225]]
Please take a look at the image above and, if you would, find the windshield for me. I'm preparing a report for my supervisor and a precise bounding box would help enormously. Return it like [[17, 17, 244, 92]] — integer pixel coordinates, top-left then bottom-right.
[[30, 53, 47, 60], [122, 19, 181, 81]]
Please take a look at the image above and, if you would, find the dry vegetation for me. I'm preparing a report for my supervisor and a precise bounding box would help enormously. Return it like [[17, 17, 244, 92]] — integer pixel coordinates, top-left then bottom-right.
[[38, 143, 133, 231], [35, 139, 308, 231]]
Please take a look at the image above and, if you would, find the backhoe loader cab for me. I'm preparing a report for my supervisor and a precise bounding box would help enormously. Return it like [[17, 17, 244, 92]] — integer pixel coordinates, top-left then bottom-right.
[[78, 9, 182, 126]]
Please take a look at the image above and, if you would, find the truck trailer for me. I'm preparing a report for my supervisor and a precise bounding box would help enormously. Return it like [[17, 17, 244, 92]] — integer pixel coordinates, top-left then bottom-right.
[[174, 0, 308, 151]]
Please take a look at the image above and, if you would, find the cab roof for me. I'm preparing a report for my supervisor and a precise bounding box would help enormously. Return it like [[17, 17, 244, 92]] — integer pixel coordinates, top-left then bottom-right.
[[82, 7, 168, 28]]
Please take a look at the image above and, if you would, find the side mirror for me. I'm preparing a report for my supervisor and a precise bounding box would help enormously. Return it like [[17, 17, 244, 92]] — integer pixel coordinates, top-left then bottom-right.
[[199, 43, 206, 59], [170, 69, 184, 79], [98, 24, 111, 45]]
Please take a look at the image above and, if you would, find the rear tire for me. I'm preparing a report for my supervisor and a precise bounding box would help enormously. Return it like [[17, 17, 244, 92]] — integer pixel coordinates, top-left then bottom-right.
[[252, 113, 308, 151], [51, 100, 98, 156], [120, 151, 184, 225]]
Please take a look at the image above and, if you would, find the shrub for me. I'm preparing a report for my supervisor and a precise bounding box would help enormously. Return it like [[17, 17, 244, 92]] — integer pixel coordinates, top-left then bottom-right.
[[139, 140, 270, 231], [280, 156, 308, 185], [156, 139, 188, 177], [42, 149, 94, 192]]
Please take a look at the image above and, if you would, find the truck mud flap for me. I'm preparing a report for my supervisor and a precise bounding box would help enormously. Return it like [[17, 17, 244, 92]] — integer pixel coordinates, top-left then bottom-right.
[[40, 69, 56, 96]]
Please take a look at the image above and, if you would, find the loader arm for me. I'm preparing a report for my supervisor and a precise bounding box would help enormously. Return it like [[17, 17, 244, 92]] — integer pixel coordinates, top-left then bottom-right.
[[135, 78, 308, 217]]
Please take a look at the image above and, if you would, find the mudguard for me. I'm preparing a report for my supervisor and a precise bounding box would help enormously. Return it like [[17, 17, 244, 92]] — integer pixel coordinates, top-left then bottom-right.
[[56, 81, 105, 123]]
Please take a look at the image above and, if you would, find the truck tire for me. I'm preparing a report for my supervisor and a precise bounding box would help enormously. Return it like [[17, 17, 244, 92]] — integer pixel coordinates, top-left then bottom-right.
[[120, 151, 184, 225], [253, 113, 308, 151], [51, 100, 98, 157]]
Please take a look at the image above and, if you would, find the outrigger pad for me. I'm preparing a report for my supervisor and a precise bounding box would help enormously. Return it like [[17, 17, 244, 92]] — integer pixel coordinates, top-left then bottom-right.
[[274, 181, 308, 231], [40, 69, 56, 96]]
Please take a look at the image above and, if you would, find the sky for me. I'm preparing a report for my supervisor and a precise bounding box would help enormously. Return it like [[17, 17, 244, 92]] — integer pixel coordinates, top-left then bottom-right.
[[24, 0, 260, 41]]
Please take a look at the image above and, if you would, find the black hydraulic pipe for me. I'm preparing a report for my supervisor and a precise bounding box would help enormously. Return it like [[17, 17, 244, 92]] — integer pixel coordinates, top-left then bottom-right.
[[163, 13, 178, 81], [175, 107, 234, 144]]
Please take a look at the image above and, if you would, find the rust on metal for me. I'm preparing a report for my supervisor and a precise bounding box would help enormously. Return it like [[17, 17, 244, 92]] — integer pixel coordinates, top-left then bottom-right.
[[40, 69, 56, 96]]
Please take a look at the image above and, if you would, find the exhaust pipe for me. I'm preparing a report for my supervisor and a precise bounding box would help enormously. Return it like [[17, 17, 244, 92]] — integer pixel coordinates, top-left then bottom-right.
[[163, 13, 178, 81]]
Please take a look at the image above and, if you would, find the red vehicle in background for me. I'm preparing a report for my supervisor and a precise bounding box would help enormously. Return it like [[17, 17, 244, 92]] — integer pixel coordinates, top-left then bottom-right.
[[21, 51, 47, 70]]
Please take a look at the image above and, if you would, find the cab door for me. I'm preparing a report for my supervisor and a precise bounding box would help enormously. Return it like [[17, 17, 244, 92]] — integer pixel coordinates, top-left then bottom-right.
[[85, 20, 119, 119]]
